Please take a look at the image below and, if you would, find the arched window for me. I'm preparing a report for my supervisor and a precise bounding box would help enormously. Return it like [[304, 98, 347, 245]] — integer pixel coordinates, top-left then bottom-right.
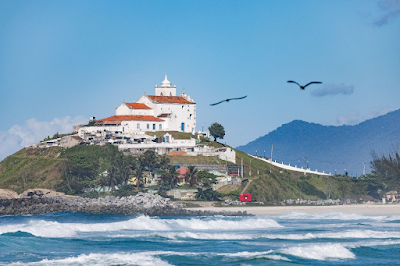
[[160, 92, 163, 96]]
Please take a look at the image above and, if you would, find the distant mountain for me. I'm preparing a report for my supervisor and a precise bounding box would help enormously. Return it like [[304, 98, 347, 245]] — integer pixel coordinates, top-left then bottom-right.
[[236, 109, 400, 176]]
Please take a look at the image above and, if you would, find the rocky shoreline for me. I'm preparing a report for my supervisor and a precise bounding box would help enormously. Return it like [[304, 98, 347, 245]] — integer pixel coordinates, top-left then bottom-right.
[[0, 189, 249, 216]]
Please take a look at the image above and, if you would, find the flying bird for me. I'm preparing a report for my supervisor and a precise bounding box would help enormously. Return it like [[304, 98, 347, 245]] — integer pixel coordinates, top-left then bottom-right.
[[210, 95, 247, 106], [287, 80, 322, 90]]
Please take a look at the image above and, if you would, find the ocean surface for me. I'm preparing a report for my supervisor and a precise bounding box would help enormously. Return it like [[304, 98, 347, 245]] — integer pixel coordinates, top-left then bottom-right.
[[0, 211, 400, 265]]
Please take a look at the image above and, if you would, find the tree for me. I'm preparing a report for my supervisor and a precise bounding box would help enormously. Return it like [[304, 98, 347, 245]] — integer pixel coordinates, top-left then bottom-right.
[[143, 150, 158, 177], [185, 165, 198, 187], [135, 167, 144, 192], [167, 165, 180, 188], [196, 188, 221, 201], [159, 155, 170, 170], [371, 149, 400, 191], [197, 170, 217, 189], [107, 165, 119, 191], [158, 165, 179, 190], [208, 122, 225, 142]]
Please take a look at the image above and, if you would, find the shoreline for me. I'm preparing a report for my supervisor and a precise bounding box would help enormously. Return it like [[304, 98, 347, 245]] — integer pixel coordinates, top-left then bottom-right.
[[186, 203, 400, 216]]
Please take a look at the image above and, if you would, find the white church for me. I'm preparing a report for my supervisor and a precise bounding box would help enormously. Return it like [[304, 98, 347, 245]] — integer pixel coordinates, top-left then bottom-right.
[[47, 75, 237, 163], [93, 75, 196, 134]]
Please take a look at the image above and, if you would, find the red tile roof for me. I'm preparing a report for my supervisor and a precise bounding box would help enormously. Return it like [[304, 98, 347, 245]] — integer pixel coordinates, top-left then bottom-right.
[[157, 113, 171, 118], [177, 167, 188, 177], [125, 103, 151, 109], [98, 115, 164, 123], [148, 96, 194, 104]]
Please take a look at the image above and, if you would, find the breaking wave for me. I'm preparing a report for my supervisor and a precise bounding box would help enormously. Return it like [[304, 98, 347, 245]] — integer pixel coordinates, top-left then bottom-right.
[[280, 243, 356, 260], [0, 216, 282, 238], [7, 250, 291, 265], [8, 252, 173, 266], [278, 212, 400, 221]]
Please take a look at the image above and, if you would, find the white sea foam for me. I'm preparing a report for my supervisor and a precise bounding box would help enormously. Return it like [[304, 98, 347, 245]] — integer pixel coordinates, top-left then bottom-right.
[[0, 216, 282, 238], [8, 252, 173, 266], [278, 212, 400, 221], [280, 243, 356, 260], [107, 229, 400, 241], [217, 251, 290, 261], [168, 217, 283, 230], [345, 239, 400, 248]]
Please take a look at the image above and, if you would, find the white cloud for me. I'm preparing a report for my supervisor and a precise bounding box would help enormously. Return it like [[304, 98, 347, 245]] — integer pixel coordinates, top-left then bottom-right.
[[311, 83, 354, 97], [0, 116, 87, 161], [336, 111, 360, 125], [365, 107, 390, 120], [373, 0, 400, 26], [336, 107, 391, 126]]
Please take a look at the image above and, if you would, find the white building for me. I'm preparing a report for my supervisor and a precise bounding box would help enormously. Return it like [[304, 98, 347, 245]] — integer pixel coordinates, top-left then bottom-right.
[[99, 75, 196, 134], [74, 76, 236, 163]]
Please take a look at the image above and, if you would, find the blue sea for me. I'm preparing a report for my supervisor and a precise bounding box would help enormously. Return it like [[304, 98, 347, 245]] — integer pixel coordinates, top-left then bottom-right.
[[1, 212, 400, 265]]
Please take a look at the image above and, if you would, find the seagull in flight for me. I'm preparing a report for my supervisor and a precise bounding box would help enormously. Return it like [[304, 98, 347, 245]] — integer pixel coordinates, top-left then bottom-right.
[[210, 95, 247, 106], [287, 80, 322, 90]]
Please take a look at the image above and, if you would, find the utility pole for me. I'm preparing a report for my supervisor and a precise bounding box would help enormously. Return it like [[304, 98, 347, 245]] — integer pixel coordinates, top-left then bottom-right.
[[363, 162, 366, 176], [241, 158, 243, 178], [249, 158, 253, 176], [270, 144, 273, 161]]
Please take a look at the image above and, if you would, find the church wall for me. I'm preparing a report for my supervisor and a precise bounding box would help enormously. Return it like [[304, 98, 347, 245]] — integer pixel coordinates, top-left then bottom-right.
[[122, 120, 167, 133], [153, 103, 196, 133]]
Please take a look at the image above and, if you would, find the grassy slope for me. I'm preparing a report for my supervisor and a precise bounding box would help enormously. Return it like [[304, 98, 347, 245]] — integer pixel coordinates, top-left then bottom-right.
[[0, 147, 65, 193], [0, 141, 373, 201]]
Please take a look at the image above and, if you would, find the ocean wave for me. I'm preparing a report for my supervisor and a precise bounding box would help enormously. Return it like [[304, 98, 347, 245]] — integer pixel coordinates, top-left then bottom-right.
[[7, 250, 291, 265], [278, 212, 400, 221], [279, 243, 356, 260], [0, 216, 282, 238], [345, 239, 400, 249], [8, 252, 173, 266], [105, 229, 400, 241], [215, 251, 290, 261]]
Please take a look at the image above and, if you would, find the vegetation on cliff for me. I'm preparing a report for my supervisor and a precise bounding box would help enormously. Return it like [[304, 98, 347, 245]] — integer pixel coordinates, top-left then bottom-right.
[[0, 141, 395, 203]]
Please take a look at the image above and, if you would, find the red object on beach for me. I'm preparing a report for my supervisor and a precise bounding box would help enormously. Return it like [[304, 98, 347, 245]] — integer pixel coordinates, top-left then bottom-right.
[[239, 193, 252, 202]]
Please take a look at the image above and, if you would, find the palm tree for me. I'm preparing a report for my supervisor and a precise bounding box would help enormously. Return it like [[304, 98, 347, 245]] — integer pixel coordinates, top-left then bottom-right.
[[185, 165, 198, 187], [159, 155, 170, 170], [135, 167, 144, 192], [167, 165, 179, 188], [107, 165, 119, 191], [143, 150, 158, 175]]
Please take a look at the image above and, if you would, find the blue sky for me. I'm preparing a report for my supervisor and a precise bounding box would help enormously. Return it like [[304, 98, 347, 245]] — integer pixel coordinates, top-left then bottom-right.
[[1, 0, 399, 160]]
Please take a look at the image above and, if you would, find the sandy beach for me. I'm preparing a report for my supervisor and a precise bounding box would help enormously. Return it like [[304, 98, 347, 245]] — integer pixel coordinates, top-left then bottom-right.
[[187, 203, 400, 216]]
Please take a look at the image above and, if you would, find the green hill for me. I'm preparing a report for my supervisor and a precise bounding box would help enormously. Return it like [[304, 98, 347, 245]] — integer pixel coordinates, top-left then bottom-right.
[[0, 143, 381, 202]]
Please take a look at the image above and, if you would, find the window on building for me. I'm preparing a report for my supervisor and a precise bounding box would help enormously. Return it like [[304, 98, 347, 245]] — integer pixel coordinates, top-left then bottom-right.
[[189, 114, 192, 120], [160, 92, 163, 96], [137, 123, 140, 129], [153, 124, 155, 130], [159, 124, 162, 130], [182, 106, 184, 110], [147, 124, 149, 129]]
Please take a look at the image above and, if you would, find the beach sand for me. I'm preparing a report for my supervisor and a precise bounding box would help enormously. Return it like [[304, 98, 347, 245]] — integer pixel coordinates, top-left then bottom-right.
[[187, 204, 400, 216]]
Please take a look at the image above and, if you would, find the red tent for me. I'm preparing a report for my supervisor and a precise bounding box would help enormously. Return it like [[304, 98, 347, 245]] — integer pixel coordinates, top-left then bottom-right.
[[239, 193, 252, 202]]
